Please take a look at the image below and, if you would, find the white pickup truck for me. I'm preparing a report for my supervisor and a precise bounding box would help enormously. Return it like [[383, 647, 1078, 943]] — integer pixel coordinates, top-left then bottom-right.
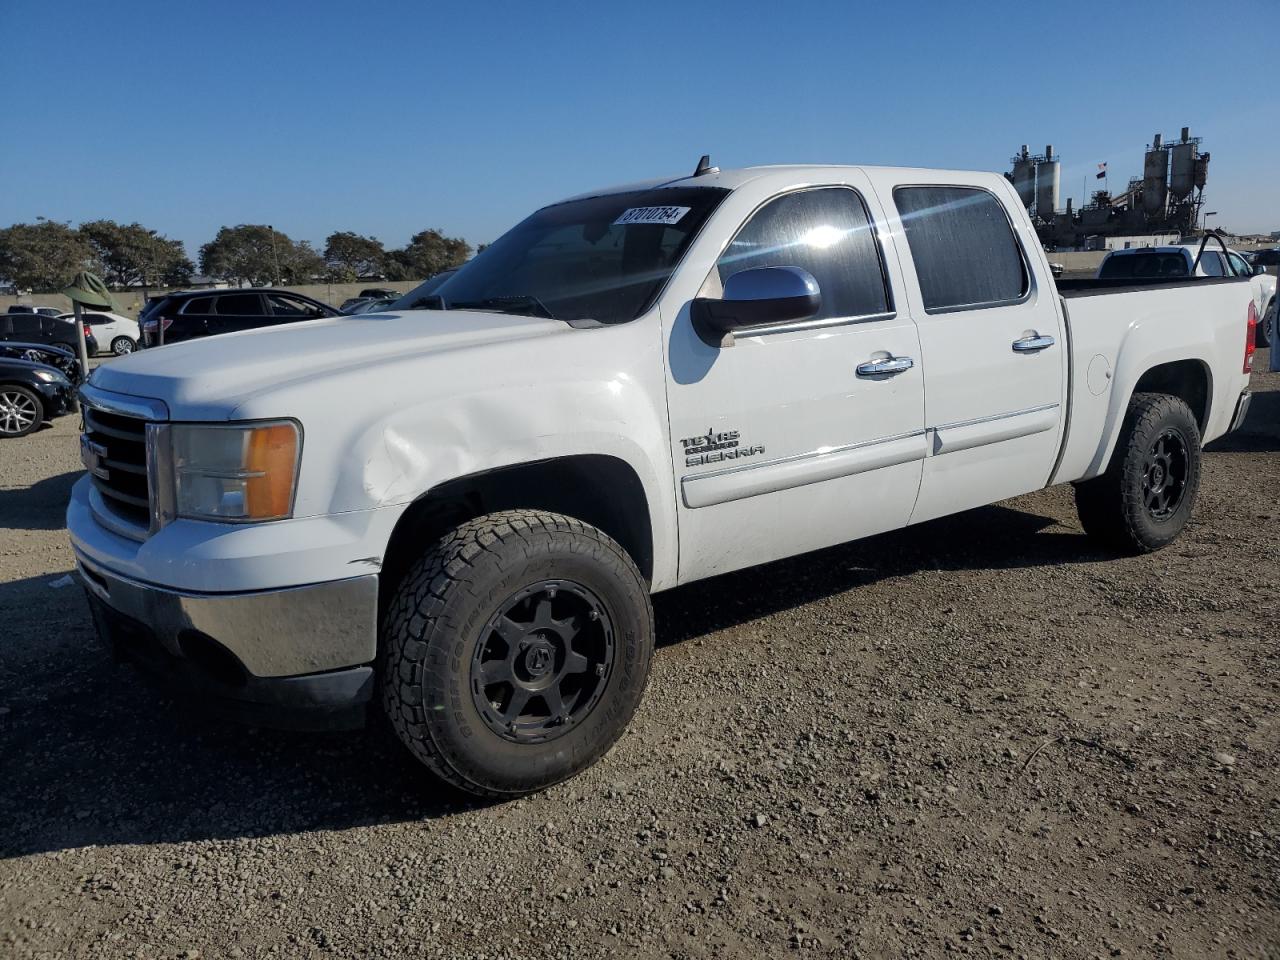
[[68, 161, 1258, 798]]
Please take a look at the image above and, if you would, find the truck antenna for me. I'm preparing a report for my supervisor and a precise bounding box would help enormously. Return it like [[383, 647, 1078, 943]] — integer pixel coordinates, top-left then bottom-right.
[[693, 154, 718, 177]]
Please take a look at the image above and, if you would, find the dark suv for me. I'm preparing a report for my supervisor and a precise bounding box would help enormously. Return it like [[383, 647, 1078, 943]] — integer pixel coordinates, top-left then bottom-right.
[[140, 289, 341, 346], [0, 313, 98, 356]]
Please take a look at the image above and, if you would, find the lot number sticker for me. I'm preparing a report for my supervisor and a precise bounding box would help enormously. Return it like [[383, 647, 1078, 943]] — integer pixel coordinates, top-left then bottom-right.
[[614, 206, 690, 226]]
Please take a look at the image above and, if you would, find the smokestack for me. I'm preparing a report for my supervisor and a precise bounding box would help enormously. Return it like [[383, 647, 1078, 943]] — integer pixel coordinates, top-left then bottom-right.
[[1181, 126, 1190, 142], [1153, 133, 1162, 148]]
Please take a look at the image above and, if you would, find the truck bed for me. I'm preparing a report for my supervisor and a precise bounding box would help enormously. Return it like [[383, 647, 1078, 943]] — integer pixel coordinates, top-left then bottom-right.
[[1056, 275, 1247, 298]]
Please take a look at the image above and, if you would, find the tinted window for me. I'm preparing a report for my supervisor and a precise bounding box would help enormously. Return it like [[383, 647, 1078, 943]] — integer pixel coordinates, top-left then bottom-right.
[[182, 297, 214, 315], [1099, 252, 1189, 279], [893, 186, 1028, 311], [214, 294, 262, 316], [10, 315, 41, 335], [266, 294, 313, 317], [85, 314, 110, 325], [715, 187, 889, 321]]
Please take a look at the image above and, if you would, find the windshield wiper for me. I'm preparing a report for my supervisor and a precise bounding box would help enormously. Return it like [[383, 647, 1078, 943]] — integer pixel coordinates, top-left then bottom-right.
[[447, 295, 558, 321]]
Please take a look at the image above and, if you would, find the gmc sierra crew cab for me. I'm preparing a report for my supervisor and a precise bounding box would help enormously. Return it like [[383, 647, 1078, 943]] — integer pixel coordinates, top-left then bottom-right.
[[68, 161, 1257, 798]]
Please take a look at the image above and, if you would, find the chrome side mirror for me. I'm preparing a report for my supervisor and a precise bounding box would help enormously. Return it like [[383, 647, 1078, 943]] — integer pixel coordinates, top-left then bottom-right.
[[691, 266, 821, 343]]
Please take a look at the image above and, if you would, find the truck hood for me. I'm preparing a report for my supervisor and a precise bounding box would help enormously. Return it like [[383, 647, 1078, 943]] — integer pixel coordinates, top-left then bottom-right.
[[87, 310, 564, 419]]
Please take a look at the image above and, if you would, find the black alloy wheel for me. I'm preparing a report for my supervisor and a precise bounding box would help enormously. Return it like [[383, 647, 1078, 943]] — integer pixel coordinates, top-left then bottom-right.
[[1141, 428, 1189, 521], [470, 580, 614, 744]]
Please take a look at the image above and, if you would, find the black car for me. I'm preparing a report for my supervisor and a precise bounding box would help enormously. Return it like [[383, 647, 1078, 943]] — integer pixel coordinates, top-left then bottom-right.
[[1246, 248, 1280, 267], [0, 313, 99, 356], [0, 356, 76, 438], [140, 289, 341, 346], [0, 342, 85, 383]]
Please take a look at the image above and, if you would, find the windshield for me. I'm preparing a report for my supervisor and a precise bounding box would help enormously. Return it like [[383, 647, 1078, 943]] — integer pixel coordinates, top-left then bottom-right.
[[1099, 251, 1188, 280], [404, 186, 728, 324]]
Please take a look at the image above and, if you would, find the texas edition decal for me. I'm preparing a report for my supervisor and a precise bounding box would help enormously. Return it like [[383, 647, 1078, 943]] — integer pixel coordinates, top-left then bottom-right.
[[681, 428, 765, 468]]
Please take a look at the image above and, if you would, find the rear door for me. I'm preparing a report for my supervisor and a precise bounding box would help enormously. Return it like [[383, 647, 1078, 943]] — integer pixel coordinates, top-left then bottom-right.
[[209, 293, 268, 336], [868, 175, 1066, 524]]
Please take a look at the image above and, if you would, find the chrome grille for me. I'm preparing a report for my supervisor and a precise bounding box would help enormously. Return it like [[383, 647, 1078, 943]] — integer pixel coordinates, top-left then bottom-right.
[[82, 407, 150, 527]]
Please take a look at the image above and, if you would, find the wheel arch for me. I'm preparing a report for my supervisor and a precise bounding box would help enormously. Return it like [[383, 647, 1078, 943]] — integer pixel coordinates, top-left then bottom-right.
[[378, 454, 655, 619], [1130, 358, 1213, 433]]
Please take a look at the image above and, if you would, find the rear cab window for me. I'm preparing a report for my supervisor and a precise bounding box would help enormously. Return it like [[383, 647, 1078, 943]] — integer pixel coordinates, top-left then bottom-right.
[[892, 186, 1028, 312], [1099, 252, 1189, 280]]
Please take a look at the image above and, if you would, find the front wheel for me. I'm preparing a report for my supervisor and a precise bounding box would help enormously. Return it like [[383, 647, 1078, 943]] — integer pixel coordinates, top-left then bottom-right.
[[1074, 392, 1202, 554], [0, 385, 44, 438], [381, 509, 654, 798], [111, 336, 137, 356]]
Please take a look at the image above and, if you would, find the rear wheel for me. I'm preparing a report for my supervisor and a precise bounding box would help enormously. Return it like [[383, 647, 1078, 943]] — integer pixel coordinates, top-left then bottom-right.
[[1075, 392, 1201, 554], [381, 509, 654, 798], [0, 385, 44, 438], [1258, 298, 1274, 348], [111, 336, 137, 356]]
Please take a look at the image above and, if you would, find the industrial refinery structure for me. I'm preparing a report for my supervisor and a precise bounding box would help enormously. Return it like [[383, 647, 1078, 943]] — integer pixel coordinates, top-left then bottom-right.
[[1006, 127, 1210, 250]]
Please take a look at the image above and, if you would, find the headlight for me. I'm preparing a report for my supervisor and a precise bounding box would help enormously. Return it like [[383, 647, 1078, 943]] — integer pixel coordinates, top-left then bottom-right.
[[32, 369, 67, 383], [169, 421, 301, 522]]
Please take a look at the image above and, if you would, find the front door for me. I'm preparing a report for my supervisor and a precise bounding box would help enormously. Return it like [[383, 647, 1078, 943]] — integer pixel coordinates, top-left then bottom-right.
[[663, 179, 926, 584]]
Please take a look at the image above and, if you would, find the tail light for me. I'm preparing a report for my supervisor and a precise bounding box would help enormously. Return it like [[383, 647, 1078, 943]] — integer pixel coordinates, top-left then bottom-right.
[[1243, 301, 1257, 374]]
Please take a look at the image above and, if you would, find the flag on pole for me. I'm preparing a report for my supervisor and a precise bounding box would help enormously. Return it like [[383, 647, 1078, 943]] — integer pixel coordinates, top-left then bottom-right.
[[1096, 162, 1107, 180]]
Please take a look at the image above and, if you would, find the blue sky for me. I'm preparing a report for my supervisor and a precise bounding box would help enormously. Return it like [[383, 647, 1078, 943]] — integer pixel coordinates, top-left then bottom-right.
[[2, 0, 1277, 256]]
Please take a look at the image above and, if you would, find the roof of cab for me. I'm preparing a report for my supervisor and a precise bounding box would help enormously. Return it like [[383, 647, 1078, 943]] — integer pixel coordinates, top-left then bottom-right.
[[556, 163, 1004, 205]]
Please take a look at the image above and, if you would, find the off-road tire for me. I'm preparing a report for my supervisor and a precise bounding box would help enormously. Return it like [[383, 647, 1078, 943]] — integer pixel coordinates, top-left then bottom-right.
[[381, 509, 654, 798], [1074, 392, 1201, 554]]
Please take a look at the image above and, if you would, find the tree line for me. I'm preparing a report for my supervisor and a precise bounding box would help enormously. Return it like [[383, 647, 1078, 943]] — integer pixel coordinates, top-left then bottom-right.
[[0, 219, 472, 293]]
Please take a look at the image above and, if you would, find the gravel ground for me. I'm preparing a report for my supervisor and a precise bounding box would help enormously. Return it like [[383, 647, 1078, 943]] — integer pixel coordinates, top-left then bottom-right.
[[1, 357, 1277, 960]]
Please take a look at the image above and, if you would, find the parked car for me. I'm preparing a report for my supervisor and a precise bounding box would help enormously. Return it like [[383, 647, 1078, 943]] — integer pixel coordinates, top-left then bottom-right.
[[0, 355, 76, 438], [58, 310, 141, 356], [139, 289, 341, 346], [1245, 248, 1280, 267], [340, 297, 398, 315], [0, 342, 85, 384], [71, 162, 1256, 798], [6, 305, 64, 317], [1098, 243, 1275, 346], [0, 312, 98, 356], [358, 287, 399, 299], [387, 270, 457, 310]]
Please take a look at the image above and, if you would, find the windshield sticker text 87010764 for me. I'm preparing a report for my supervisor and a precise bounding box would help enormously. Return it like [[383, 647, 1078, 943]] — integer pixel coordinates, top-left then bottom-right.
[[614, 206, 691, 226]]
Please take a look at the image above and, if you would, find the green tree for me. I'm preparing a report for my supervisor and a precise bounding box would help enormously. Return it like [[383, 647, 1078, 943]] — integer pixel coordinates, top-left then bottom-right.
[[384, 229, 471, 281], [199, 225, 322, 285], [79, 220, 192, 288], [0, 221, 94, 292], [323, 231, 386, 282]]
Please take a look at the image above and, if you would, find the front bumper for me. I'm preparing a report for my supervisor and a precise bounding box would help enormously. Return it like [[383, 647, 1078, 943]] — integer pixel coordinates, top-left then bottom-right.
[[34, 378, 76, 417], [77, 553, 378, 730]]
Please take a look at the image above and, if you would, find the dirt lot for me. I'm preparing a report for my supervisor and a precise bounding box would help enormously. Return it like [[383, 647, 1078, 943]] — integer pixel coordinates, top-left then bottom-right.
[[1, 359, 1277, 960]]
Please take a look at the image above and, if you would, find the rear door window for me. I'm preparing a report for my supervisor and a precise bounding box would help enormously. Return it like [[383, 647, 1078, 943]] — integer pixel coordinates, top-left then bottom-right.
[[10, 315, 42, 336], [892, 186, 1029, 312], [213, 294, 264, 315], [715, 186, 890, 322], [182, 297, 214, 314]]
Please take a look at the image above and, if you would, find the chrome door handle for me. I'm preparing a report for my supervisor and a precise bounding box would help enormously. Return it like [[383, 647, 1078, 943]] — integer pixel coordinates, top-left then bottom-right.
[[1012, 334, 1055, 352], [856, 356, 914, 377]]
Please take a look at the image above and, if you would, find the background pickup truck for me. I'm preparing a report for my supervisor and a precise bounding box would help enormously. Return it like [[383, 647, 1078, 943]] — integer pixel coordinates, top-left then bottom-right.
[[68, 162, 1257, 798]]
